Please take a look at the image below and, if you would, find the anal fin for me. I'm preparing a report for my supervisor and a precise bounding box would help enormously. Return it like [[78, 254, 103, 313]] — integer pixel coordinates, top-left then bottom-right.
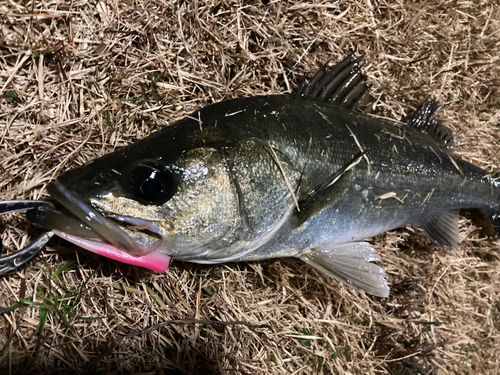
[[422, 210, 460, 249], [299, 242, 389, 297]]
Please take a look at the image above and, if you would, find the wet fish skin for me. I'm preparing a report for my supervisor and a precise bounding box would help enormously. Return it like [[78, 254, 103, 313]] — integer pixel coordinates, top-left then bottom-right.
[[229, 96, 497, 257], [28, 57, 500, 297]]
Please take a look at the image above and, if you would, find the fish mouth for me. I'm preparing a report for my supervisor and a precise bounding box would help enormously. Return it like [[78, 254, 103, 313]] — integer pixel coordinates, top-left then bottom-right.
[[27, 181, 170, 272]]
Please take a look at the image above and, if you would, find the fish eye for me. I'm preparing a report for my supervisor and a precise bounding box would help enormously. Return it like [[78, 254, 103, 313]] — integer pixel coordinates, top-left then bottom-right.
[[140, 172, 164, 198], [130, 166, 176, 203]]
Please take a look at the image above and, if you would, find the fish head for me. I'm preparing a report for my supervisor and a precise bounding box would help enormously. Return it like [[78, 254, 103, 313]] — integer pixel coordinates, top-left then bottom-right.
[[30, 122, 245, 271], [29, 100, 302, 271]]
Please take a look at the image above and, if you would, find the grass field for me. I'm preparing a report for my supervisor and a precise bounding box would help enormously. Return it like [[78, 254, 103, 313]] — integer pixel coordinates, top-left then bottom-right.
[[1, 1, 499, 373]]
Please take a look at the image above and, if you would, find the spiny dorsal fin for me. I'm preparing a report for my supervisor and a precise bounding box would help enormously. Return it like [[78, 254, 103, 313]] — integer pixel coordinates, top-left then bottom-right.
[[422, 210, 460, 249], [296, 54, 376, 113], [402, 99, 455, 149]]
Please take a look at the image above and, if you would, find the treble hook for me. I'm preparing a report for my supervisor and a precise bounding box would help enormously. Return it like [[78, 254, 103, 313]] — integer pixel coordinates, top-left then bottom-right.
[[0, 201, 55, 276]]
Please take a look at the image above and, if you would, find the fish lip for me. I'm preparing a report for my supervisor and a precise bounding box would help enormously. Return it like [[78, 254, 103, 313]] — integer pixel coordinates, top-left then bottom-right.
[[46, 181, 161, 256]]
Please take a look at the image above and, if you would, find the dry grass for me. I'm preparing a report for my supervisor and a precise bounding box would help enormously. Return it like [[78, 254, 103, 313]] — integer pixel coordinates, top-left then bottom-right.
[[1, 0, 499, 374]]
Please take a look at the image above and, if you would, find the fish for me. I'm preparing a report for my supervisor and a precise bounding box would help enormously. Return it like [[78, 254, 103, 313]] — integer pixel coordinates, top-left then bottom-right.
[[18, 55, 500, 297]]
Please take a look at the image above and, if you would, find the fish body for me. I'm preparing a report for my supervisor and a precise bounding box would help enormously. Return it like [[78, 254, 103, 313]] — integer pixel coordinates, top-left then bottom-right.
[[27, 56, 500, 297], [218, 96, 497, 259]]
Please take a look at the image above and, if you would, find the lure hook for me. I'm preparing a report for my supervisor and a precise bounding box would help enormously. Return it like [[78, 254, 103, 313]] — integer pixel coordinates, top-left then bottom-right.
[[0, 201, 55, 276]]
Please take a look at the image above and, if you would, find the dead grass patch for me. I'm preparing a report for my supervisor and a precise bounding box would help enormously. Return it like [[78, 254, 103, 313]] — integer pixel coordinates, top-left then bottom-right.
[[1, 0, 499, 373]]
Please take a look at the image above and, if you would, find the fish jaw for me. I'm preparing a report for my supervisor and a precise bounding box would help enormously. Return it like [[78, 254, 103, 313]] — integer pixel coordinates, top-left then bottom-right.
[[47, 181, 162, 256], [53, 230, 171, 272], [26, 181, 172, 270]]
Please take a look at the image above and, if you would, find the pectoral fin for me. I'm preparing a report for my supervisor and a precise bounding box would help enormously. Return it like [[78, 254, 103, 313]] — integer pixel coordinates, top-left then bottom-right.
[[299, 242, 389, 297], [298, 170, 352, 224], [298, 152, 363, 224]]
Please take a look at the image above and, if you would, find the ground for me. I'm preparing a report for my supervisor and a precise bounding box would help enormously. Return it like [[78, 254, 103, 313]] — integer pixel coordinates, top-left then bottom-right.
[[0, 1, 499, 374]]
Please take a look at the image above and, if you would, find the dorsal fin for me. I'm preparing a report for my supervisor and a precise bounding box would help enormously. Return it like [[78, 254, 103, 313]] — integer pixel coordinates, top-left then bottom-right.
[[296, 54, 376, 113], [402, 99, 455, 149]]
